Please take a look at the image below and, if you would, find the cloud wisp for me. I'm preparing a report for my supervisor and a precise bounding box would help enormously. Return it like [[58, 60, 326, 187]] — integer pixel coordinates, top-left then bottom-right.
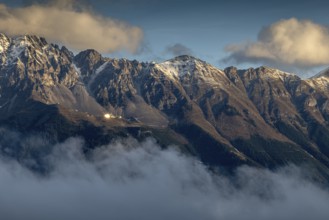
[[164, 43, 194, 57], [0, 0, 143, 53], [0, 128, 329, 220], [223, 18, 329, 70]]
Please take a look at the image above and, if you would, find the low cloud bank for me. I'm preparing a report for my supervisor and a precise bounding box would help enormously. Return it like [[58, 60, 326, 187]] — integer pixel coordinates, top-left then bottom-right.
[[0, 129, 329, 220]]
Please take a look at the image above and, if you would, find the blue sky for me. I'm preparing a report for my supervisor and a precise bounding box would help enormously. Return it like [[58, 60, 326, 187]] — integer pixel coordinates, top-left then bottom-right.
[[93, 0, 329, 70], [1, 0, 329, 76]]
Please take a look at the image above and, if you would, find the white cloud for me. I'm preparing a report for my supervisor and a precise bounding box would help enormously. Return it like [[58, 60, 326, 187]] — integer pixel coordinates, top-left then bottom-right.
[[0, 128, 329, 220], [0, 0, 143, 53], [224, 18, 329, 69]]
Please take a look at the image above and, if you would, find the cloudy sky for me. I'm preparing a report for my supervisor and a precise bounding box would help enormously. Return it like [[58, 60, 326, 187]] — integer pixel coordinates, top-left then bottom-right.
[[1, 0, 329, 76]]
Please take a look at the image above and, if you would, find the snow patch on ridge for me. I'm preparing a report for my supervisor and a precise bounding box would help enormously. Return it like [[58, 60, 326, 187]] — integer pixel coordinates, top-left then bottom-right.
[[156, 59, 195, 80], [0, 34, 10, 54], [306, 76, 329, 92], [87, 61, 109, 89], [73, 64, 81, 77], [2, 36, 34, 66], [260, 67, 294, 82], [95, 61, 108, 75]]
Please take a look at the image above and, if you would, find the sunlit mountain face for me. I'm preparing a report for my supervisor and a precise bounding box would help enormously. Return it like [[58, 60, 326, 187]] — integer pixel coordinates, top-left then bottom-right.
[[1, 0, 329, 220]]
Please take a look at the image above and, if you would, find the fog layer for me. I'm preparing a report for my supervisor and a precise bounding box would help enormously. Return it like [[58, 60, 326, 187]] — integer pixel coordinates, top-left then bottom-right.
[[0, 132, 328, 220]]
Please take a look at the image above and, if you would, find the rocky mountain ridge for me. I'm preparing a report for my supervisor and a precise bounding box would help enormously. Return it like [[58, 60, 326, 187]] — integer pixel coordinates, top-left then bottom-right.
[[1, 34, 329, 182]]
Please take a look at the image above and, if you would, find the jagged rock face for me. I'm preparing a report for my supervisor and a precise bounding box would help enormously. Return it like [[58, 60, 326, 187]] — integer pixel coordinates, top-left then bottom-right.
[[0, 34, 105, 117], [73, 49, 106, 83], [2, 34, 329, 182], [73, 52, 329, 181], [0, 34, 77, 87]]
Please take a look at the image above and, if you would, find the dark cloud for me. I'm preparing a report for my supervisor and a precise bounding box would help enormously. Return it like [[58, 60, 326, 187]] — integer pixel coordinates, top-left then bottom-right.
[[0, 128, 329, 220], [164, 43, 193, 57]]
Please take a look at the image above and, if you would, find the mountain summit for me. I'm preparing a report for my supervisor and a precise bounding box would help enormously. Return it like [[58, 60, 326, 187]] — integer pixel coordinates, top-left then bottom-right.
[[1, 34, 329, 182]]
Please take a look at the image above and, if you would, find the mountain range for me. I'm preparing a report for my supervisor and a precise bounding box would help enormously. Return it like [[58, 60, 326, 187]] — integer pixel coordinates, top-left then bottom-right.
[[1, 33, 329, 182]]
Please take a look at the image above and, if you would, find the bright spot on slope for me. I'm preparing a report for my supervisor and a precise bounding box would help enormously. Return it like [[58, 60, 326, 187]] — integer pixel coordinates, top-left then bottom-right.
[[104, 113, 111, 119]]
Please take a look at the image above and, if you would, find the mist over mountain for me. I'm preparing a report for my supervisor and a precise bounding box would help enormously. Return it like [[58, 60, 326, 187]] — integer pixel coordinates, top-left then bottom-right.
[[1, 33, 329, 219], [0, 127, 329, 220]]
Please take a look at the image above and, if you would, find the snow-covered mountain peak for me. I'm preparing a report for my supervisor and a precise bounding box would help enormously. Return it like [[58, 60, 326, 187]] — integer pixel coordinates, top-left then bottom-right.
[[256, 66, 295, 81], [155, 55, 212, 79]]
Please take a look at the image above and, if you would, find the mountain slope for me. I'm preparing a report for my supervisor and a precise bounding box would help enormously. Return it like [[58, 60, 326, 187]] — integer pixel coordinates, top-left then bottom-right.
[[1, 34, 329, 182]]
